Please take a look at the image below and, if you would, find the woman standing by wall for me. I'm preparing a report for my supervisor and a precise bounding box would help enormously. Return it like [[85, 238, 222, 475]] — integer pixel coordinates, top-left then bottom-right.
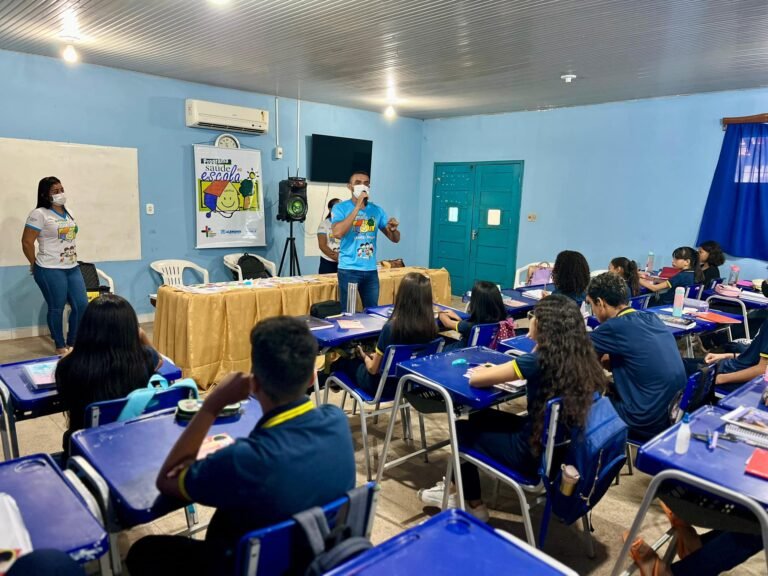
[[21, 176, 88, 354]]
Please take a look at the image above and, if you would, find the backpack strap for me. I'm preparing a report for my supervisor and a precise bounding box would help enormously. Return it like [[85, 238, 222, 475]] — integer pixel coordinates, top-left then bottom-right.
[[117, 388, 158, 422], [148, 373, 169, 389], [170, 378, 200, 399]]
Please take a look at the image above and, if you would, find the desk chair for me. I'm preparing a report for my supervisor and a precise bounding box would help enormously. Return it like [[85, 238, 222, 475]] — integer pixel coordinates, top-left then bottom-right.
[[685, 284, 704, 300], [468, 323, 501, 347], [325, 339, 443, 481], [74, 386, 200, 575], [629, 294, 651, 310], [149, 260, 210, 303], [514, 262, 554, 289], [223, 253, 278, 280], [235, 483, 377, 576], [706, 293, 751, 342]]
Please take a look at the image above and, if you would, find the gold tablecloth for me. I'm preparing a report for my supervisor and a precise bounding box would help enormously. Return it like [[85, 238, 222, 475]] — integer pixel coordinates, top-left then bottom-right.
[[153, 267, 451, 389]]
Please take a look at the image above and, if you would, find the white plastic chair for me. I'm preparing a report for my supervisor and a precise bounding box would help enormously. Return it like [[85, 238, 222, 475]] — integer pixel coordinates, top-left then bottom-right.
[[590, 269, 608, 278], [223, 253, 277, 280], [514, 261, 555, 288], [150, 260, 209, 287]]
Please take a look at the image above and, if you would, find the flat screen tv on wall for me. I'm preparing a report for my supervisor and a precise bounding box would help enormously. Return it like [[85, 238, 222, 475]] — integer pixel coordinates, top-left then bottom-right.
[[310, 134, 373, 184]]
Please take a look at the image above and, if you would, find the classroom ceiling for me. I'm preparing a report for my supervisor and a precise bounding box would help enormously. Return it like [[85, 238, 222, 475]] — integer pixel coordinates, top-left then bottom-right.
[[2, 0, 768, 119]]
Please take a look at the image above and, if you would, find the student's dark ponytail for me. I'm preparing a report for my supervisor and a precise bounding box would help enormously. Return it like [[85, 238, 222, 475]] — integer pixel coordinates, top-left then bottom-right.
[[610, 256, 640, 296], [672, 246, 704, 284]]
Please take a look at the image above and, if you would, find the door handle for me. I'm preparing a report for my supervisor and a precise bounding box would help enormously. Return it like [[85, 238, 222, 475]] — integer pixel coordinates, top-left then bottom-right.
[[471, 229, 478, 240]]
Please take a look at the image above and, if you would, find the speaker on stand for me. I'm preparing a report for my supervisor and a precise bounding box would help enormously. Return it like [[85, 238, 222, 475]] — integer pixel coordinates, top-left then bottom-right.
[[277, 177, 308, 276]]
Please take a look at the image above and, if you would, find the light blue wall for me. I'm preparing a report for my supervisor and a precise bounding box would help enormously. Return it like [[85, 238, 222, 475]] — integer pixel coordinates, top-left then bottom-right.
[[0, 50, 423, 331], [419, 89, 768, 282]]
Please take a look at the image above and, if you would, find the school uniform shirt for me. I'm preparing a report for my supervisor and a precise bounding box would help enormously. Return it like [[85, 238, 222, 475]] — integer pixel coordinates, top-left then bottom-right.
[[657, 270, 695, 305], [316, 217, 341, 262], [331, 199, 389, 271], [181, 398, 355, 573], [590, 308, 686, 440], [552, 288, 586, 308], [25, 207, 79, 269], [702, 265, 721, 287], [719, 326, 768, 375]]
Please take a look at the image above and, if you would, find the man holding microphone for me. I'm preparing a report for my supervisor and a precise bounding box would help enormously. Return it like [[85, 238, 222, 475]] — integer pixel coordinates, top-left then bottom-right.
[[332, 171, 400, 310]]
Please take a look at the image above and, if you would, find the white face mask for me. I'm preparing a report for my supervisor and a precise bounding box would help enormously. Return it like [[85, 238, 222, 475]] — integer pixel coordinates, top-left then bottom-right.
[[51, 193, 67, 206], [352, 184, 370, 199]]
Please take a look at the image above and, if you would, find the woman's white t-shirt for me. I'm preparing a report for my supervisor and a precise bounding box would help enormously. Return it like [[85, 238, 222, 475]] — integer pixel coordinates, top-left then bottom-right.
[[317, 217, 340, 262], [25, 207, 79, 269]]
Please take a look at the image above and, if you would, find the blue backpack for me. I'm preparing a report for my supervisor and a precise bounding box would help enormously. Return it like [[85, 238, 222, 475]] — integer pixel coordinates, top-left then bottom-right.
[[117, 374, 199, 421], [540, 393, 627, 540]]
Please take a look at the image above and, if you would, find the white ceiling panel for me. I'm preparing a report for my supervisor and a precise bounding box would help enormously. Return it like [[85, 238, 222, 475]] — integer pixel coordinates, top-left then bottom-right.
[[2, 0, 768, 118]]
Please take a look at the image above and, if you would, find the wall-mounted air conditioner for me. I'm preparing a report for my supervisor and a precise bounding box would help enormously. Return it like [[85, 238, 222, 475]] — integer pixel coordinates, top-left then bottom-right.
[[185, 99, 269, 134]]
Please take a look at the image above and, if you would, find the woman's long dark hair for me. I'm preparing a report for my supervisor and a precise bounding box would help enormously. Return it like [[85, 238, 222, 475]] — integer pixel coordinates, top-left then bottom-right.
[[36, 176, 61, 209], [56, 294, 153, 434], [672, 246, 704, 283], [610, 257, 640, 296], [325, 198, 340, 220], [390, 272, 438, 344], [468, 280, 507, 324], [699, 240, 725, 267], [552, 250, 590, 295], [529, 294, 606, 450]]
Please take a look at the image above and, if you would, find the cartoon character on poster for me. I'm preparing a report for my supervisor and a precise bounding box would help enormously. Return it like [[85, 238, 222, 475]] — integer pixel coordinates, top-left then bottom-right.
[[238, 169, 259, 210], [202, 180, 240, 219]]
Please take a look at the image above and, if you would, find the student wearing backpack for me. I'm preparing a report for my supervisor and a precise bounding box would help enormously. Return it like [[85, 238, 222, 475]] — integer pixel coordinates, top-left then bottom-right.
[[419, 294, 606, 521], [56, 294, 162, 455], [438, 280, 508, 350], [126, 316, 355, 576], [587, 272, 686, 440]]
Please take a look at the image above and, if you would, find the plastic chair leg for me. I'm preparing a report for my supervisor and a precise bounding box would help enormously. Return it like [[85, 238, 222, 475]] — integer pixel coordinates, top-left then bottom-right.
[[582, 515, 596, 559], [626, 444, 634, 475], [339, 391, 348, 410], [359, 404, 372, 482], [418, 412, 428, 463]]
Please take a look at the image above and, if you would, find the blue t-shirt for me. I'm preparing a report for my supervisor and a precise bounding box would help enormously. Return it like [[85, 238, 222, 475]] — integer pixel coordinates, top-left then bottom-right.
[[590, 308, 686, 439], [182, 398, 355, 574], [331, 199, 389, 271], [719, 326, 768, 375], [658, 270, 695, 305]]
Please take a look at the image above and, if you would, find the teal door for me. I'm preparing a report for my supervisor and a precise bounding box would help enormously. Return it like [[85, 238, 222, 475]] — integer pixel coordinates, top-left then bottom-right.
[[429, 161, 523, 295]]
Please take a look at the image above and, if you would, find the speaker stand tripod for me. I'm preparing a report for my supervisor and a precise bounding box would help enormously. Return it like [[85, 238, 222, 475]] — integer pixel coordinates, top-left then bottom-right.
[[278, 220, 302, 277]]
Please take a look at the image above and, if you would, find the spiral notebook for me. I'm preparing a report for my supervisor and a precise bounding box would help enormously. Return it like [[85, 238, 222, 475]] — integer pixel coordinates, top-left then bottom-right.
[[721, 406, 768, 449]]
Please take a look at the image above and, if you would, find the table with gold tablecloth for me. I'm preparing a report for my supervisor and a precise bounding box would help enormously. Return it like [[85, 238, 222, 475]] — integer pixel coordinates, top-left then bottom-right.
[[153, 267, 451, 389]]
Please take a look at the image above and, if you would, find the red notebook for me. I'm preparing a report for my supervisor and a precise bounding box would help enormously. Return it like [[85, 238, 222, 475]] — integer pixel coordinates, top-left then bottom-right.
[[693, 311, 742, 325], [745, 448, 768, 480]]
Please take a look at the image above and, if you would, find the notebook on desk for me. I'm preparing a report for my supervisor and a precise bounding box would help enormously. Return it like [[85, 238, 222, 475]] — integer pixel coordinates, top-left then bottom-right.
[[658, 267, 681, 279], [745, 448, 768, 480], [21, 360, 58, 390]]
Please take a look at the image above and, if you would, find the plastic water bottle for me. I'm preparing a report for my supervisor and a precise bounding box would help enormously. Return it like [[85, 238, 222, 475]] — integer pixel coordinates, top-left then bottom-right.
[[675, 413, 691, 454], [346, 282, 359, 315], [727, 265, 740, 286], [672, 287, 685, 317], [645, 251, 655, 274]]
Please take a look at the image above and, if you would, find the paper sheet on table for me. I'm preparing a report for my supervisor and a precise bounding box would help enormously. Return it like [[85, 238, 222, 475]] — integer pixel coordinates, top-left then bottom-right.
[[337, 320, 364, 329], [522, 289, 546, 300]]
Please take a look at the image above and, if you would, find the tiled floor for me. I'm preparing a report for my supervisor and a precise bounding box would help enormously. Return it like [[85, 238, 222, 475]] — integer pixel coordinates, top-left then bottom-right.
[[0, 323, 761, 575]]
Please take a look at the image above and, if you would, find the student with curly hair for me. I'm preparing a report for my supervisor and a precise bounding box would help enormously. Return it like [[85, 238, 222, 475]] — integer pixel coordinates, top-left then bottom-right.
[[551, 250, 590, 307], [418, 294, 606, 521], [697, 240, 725, 287]]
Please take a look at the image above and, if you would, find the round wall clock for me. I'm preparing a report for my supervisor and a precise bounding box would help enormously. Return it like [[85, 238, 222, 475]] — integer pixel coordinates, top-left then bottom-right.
[[215, 133, 241, 149]]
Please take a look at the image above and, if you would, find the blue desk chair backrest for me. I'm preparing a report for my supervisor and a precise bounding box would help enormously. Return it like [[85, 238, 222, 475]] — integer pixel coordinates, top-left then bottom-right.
[[467, 323, 499, 347], [685, 284, 704, 300], [629, 294, 651, 310], [372, 338, 444, 403], [672, 364, 717, 423], [235, 483, 377, 576], [84, 386, 198, 428]]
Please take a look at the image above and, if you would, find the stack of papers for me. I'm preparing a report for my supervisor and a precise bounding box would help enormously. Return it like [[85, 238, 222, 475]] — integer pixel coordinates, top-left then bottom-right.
[[521, 289, 546, 301], [337, 319, 364, 329]]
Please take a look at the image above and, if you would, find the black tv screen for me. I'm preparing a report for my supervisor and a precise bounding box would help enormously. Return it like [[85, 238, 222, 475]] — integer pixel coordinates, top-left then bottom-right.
[[310, 134, 373, 184]]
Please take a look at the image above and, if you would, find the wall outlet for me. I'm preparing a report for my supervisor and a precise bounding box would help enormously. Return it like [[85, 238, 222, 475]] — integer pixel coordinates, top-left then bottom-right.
[[273, 146, 283, 160], [527, 213, 537, 222], [146, 203, 155, 215]]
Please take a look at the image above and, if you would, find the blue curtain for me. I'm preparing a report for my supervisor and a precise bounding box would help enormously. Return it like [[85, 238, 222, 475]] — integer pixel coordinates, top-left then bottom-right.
[[697, 123, 768, 260]]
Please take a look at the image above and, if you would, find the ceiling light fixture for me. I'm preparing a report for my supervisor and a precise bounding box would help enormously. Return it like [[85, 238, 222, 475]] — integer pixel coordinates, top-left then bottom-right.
[[209, 0, 231, 5], [560, 73, 577, 83], [62, 44, 79, 63], [60, 8, 81, 42], [384, 105, 397, 120]]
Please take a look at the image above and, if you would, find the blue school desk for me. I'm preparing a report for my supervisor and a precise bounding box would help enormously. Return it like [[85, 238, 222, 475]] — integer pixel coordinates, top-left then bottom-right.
[[497, 335, 536, 356], [326, 509, 577, 576], [501, 289, 542, 317], [719, 376, 768, 411], [376, 347, 524, 510], [610, 405, 768, 575], [70, 397, 263, 528], [366, 303, 469, 320], [313, 313, 388, 348], [0, 355, 182, 459], [0, 454, 108, 568]]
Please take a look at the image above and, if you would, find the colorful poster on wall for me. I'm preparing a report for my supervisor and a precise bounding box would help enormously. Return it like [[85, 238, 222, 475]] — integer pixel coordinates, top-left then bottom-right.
[[194, 144, 265, 248]]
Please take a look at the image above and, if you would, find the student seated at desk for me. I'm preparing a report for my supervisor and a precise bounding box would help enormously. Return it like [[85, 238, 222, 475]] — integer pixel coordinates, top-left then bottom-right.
[[126, 316, 355, 576], [587, 273, 686, 440], [639, 246, 702, 305], [419, 295, 606, 521], [697, 240, 725, 287], [438, 280, 507, 350], [609, 256, 640, 298], [56, 294, 162, 454], [331, 272, 437, 397], [549, 250, 590, 307], [700, 325, 768, 393]]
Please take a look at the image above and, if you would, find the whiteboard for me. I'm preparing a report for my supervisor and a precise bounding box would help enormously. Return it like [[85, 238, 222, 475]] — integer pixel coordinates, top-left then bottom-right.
[[304, 182, 348, 257], [0, 137, 140, 266]]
